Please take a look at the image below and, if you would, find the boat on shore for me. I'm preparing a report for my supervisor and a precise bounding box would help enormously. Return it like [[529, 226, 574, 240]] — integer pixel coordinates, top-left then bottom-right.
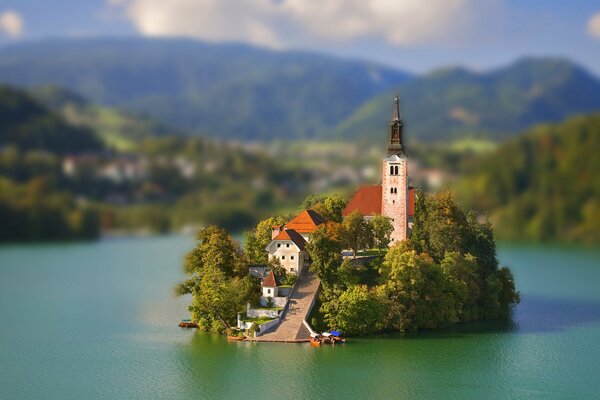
[[309, 333, 322, 347], [227, 335, 245, 341], [178, 319, 198, 328]]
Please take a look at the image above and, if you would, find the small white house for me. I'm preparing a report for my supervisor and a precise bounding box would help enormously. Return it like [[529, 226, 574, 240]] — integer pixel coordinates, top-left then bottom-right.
[[261, 270, 278, 297]]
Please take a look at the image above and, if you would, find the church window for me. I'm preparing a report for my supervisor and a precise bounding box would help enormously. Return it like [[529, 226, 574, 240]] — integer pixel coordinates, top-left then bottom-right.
[[390, 165, 394, 175], [394, 165, 399, 175], [291, 256, 294, 260], [390, 188, 394, 194], [267, 288, 271, 294]]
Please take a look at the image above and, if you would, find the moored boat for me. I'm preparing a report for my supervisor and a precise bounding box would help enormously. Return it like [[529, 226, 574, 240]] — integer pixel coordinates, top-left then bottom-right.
[[178, 319, 198, 328], [309, 333, 322, 347], [330, 330, 346, 343]]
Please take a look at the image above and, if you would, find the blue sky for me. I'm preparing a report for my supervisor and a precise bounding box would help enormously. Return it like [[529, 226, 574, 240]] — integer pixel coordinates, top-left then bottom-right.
[[1, 0, 599, 75]]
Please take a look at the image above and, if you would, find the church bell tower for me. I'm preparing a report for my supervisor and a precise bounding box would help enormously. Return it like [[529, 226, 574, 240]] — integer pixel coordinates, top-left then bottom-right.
[[381, 96, 408, 243]]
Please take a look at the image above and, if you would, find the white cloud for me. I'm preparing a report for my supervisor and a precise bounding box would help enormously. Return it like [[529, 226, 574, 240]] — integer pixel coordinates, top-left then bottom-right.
[[111, 0, 493, 48], [0, 10, 23, 38], [588, 12, 600, 39]]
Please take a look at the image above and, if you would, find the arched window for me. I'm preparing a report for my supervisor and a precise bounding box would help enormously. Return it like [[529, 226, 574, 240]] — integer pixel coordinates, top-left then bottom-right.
[[390, 165, 394, 175], [267, 288, 271, 294], [390, 188, 394, 194], [394, 165, 399, 175]]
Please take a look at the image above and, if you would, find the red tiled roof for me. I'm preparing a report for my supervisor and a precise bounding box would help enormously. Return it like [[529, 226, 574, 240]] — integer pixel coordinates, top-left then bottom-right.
[[262, 270, 277, 287], [272, 229, 307, 250], [342, 185, 382, 217], [285, 209, 326, 233]]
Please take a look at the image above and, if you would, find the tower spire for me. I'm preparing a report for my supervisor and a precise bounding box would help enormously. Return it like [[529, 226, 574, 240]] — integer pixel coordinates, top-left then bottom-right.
[[392, 95, 400, 121], [387, 95, 405, 156]]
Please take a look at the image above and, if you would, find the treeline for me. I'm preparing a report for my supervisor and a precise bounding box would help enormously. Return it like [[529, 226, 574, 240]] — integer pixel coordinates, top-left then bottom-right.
[[0, 177, 100, 241], [307, 191, 519, 335], [0, 85, 311, 241], [456, 113, 600, 244]]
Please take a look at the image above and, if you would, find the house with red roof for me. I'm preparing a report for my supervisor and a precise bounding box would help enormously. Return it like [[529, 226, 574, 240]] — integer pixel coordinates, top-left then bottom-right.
[[265, 209, 325, 275], [342, 96, 415, 244]]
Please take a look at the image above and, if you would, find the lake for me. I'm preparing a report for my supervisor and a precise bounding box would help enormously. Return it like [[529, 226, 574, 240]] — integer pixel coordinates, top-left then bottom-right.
[[1, 236, 599, 399]]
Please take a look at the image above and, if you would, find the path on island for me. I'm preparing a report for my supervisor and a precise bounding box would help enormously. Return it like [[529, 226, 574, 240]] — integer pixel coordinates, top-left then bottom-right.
[[249, 270, 320, 343]]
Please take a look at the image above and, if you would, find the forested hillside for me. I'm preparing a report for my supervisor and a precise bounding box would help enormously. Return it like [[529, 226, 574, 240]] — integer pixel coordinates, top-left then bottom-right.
[[455, 114, 600, 244]]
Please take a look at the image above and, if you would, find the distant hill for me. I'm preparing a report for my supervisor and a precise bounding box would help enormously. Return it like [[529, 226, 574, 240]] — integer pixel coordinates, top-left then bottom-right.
[[337, 58, 600, 142], [29, 86, 180, 151], [455, 113, 600, 244], [0, 38, 411, 140], [0, 85, 103, 154]]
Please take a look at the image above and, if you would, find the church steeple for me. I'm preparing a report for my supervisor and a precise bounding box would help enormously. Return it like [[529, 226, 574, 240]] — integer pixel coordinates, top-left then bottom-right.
[[387, 95, 405, 156]]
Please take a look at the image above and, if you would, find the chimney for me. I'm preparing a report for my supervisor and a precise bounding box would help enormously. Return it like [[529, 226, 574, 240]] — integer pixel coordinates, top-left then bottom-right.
[[271, 225, 283, 239]]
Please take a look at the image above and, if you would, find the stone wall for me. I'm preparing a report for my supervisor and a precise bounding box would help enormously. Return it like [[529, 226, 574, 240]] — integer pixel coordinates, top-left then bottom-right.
[[259, 296, 287, 307]]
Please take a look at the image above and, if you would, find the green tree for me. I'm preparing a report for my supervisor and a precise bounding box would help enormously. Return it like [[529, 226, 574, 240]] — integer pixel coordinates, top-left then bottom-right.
[[440, 252, 481, 321], [321, 285, 386, 335], [380, 245, 457, 332], [370, 214, 393, 253], [306, 222, 344, 287], [243, 215, 288, 264], [409, 189, 428, 253], [422, 190, 470, 262], [301, 194, 347, 222], [188, 266, 258, 332], [340, 210, 373, 257]]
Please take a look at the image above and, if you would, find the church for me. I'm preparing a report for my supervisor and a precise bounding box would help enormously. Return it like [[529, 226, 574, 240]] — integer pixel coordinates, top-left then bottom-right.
[[342, 96, 415, 243]]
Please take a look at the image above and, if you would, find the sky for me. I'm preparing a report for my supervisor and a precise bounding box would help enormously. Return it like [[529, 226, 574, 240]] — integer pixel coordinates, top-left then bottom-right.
[[1, 0, 599, 75]]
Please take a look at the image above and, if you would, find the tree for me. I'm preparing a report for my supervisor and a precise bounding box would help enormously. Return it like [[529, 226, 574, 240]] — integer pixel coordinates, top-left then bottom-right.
[[188, 266, 258, 332], [440, 252, 481, 321], [423, 190, 470, 262], [409, 189, 428, 253], [300, 194, 347, 222], [380, 245, 457, 332], [182, 225, 238, 279], [321, 285, 386, 336], [370, 214, 393, 253], [340, 210, 373, 257], [306, 222, 344, 287], [177, 225, 257, 332], [243, 215, 288, 264], [267, 256, 286, 281]]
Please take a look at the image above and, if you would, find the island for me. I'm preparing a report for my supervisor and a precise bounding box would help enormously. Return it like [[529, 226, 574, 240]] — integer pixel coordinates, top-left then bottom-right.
[[176, 97, 520, 340]]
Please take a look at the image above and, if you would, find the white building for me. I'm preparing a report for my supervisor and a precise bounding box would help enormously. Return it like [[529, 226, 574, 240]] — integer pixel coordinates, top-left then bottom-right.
[[264, 209, 325, 275]]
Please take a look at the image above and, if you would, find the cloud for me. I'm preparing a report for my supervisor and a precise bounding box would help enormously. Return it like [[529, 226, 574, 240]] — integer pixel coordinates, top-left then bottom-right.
[[0, 10, 23, 38], [111, 0, 492, 48], [588, 12, 600, 39]]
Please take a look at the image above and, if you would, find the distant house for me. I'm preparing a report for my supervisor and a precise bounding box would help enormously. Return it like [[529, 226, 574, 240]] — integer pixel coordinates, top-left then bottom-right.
[[265, 209, 325, 275]]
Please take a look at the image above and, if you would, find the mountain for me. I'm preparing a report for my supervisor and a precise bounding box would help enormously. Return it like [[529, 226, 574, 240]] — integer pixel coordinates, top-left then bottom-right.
[[0, 85, 103, 155], [336, 58, 600, 142], [455, 113, 600, 244], [0, 38, 411, 140], [29, 86, 180, 151]]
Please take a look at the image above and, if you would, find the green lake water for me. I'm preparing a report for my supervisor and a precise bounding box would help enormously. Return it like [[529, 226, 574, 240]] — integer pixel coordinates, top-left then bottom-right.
[[1, 235, 599, 399]]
